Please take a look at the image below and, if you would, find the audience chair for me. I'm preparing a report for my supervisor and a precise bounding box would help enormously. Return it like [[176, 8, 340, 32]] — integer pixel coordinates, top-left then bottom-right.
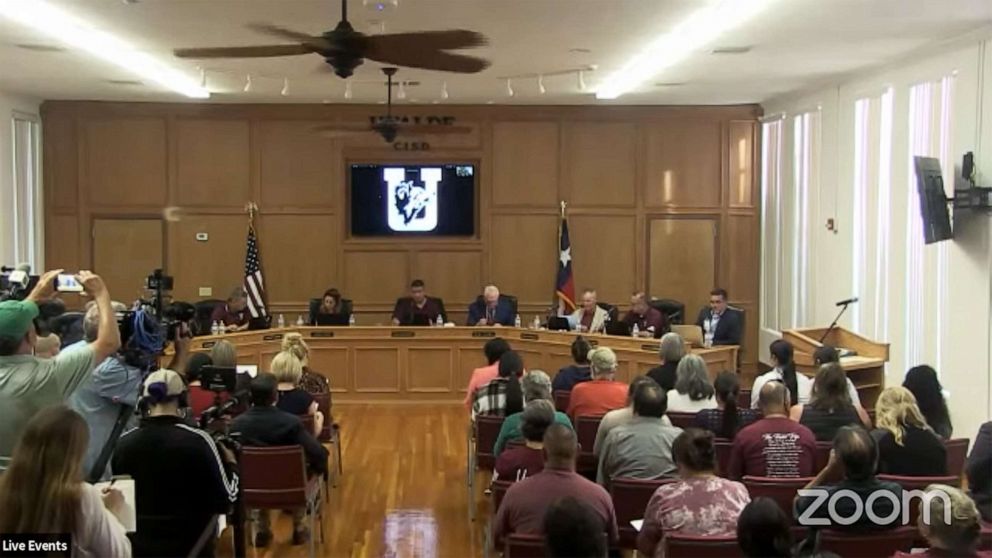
[[503, 534, 545, 558], [483, 479, 514, 558], [575, 414, 605, 475], [714, 438, 733, 476], [665, 534, 743, 558], [597, 302, 620, 322], [945, 437, 970, 478], [240, 446, 324, 558], [666, 411, 697, 429], [981, 520, 992, 550], [552, 390, 570, 413], [610, 477, 676, 550], [649, 298, 685, 325], [818, 526, 915, 557], [192, 299, 223, 336], [742, 476, 815, 521], [311, 392, 343, 487], [737, 389, 751, 408], [468, 415, 505, 521], [878, 473, 962, 543]]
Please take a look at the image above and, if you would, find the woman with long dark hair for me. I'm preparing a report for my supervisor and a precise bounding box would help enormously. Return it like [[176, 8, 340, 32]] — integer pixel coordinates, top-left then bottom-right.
[[903, 365, 953, 438], [750, 339, 810, 408], [471, 350, 524, 418], [791, 363, 871, 441], [0, 406, 130, 557], [695, 371, 759, 439]]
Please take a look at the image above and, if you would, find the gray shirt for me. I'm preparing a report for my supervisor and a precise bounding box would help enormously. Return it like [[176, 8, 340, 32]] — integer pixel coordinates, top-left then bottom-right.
[[597, 416, 682, 486], [594, 406, 672, 457]]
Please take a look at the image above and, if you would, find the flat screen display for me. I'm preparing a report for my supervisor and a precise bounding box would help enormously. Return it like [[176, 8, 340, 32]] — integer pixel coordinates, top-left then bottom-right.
[[913, 156, 953, 244], [350, 163, 476, 237]]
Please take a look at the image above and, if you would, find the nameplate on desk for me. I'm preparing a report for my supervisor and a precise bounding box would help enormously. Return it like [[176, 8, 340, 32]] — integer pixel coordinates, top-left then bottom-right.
[[588, 339, 599, 347], [519, 332, 539, 341], [310, 331, 335, 338], [391, 330, 415, 338], [201, 341, 216, 349], [641, 343, 660, 352], [472, 330, 496, 338], [263, 333, 284, 341]]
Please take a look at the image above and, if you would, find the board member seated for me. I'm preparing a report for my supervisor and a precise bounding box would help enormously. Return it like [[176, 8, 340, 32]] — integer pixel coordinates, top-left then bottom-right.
[[310, 288, 352, 325], [570, 289, 609, 333], [391, 279, 446, 326], [694, 288, 742, 346], [467, 285, 515, 326], [621, 292, 669, 338], [211, 287, 250, 332]]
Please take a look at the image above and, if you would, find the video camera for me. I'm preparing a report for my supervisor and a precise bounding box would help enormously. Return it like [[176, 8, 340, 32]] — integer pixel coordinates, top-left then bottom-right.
[[0, 264, 39, 302], [197, 365, 244, 430], [138, 269, 196, 343]]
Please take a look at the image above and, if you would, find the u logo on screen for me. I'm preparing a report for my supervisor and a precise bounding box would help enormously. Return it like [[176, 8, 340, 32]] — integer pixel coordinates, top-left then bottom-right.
[[384, 168, 441, 232]]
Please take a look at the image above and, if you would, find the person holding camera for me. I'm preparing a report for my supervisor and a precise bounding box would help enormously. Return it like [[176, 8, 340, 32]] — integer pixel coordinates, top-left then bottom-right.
[[112, 369, 239, 558], [0, 269, 121, 471]]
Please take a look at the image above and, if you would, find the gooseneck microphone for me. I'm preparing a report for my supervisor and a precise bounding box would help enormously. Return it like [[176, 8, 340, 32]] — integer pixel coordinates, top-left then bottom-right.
[[835, 297, 858, 307]]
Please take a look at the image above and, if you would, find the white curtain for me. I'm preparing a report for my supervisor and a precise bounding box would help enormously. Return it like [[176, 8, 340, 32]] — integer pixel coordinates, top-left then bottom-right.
[[11, 113, 42, 269]]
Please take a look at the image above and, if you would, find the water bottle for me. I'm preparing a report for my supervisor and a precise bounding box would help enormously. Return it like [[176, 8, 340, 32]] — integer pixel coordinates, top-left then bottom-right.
[[277, 314, 285, 328], [533, 315, 541, 329], [349, 314, 356, 327], [514, 314, 521, 328], [632, 322, 640, 337], [296, 315, 304, 326], [211, 321, 219, 336], [436, 315, 444, 327]]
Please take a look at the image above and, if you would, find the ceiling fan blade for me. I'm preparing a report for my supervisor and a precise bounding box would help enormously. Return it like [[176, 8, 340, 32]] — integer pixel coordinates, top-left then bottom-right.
[[312, 123, 374, 133], [365, 47, 490, 73], [370, 30, 487, 51], [174, 44, 313, 59], [248, 23, 331, 49], [398, 125, 473, 136]]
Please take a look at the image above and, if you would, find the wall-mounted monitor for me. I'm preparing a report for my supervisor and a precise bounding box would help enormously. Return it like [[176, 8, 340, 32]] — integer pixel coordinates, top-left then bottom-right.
[[349, 163, 476, 237], [913, 156, 953, 244]]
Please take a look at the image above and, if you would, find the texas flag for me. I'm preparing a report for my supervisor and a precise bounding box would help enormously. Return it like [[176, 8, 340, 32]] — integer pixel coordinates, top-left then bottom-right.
[[555, 215, 576, 314]]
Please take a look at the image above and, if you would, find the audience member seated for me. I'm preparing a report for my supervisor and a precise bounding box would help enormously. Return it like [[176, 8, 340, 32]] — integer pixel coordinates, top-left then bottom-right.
[[872, 386, 946, 475], [597, 380, 681, 487], [751, 339, 810, 408], [637, 428, 751, 557], [622, 291, 669, 338], [34, 332, 61, 358], [737, 497, 793, 558], [551, 336, 593, 392], [814, 344, 865, 408], [0, 270, 120, 471], [392, 279, 446, 326], [185, 352, 222, 419], [282, 333, 330, 395], [695, 371, 759, 439], [472, 350, 524, 419], [567, 347, 628, 420], [570, 288, 609, 333], [594, 376, 673, 456], [272, 351, 323, 437], [791, 363, 871, 441], [231, 373, 328, 547], [893, 484, 992, 558], [795, 425, 902, 530], [542, 496, 609, 558], [493, 424, 618, 545], [967, 421, 992, 521], [646, 332, 684, 392], [903, 365, 954, 439], [463, 337, 511, 409], [209, 339, 250, 398], [728, 381, 817, 480], [211, 287, 250, 332], [695, 287, 742, 346], [0, 406, 130, 557], [494, 370, 572, 456], [495, 400, 556, 482], [467, 284, 515, 326], [666, 354, 718, 412], [113, 369, 238, 557]]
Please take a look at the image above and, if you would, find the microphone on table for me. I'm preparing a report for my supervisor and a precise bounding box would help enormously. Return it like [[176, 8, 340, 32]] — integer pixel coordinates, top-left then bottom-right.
[[835, 297, 858, 306]]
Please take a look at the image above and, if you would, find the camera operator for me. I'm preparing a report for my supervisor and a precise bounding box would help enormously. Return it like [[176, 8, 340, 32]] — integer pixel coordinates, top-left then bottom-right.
[[112, 369, 238, 558], [67, 304, 192, 481], [0, 270, 121, 471]]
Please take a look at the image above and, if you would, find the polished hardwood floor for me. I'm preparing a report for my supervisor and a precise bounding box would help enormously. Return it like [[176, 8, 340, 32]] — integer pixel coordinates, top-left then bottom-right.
[[222, 403, 491, 558]]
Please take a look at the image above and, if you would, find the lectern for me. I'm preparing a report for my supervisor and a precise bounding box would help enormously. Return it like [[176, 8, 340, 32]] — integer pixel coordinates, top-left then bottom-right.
[[782, 327, 889, 409]]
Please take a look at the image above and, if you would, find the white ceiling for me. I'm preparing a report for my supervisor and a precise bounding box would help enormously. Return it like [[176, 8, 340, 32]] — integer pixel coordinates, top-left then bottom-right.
[[1, 0, 990, 105]]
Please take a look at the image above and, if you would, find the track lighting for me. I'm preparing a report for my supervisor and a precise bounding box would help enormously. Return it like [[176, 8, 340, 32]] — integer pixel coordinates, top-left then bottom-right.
[[440, 81, 449, 100], [505, 78, 514, 97], [280, 77, 289, 96], [199, 67, 206, 88], [537, 74, 546, 94], [577, 70, 587, 92], [344, 81, 353, 100], [397, 80, 406, 100], [243, 74, 252, 93]]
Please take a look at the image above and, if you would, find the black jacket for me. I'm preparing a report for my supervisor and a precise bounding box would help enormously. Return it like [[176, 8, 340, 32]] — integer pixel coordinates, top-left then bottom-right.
[[968, 421, 992, 521], [695, 307, 743, 346], [112, 415, 238, 558], [646, 360, 680, 392], [392, 296, 447, 325], [230, 406, 328, 474]]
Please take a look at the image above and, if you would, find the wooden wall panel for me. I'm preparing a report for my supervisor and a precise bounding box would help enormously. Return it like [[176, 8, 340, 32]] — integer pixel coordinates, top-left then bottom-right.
[[354, 348, 400, 392], [562, 122, 636, 208], [258, 214, 338, 305], [457, 347, 488, 394], [46, 117, 77, 212], [84, 118, 166, 207], [643, 120, 721, 208], [169, 215, 246, 302], [258, 120, 336, 208], [92, 219, 163, 303], [729, 121, 756, 208], [491, 122, 559, 208], [175, 119, 250, 207], [343, 251, 408, 304], [45, 215, 80, 273], [407, 348, 453, 392], [649, 218, 717, 319], [310, 347, 350, 393], [489, 214, 557, 305], [568, 215, 637, 305], [411, 251, 482, 308], [725, 214, 759, 303]]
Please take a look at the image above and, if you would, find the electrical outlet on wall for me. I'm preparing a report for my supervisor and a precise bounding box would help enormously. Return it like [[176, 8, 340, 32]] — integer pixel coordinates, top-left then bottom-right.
[[199, 287, 212, 297], [196, 232, 209, 241]]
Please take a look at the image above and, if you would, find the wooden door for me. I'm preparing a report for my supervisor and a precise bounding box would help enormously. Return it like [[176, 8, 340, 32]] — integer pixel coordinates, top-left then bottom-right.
[[648, 217, 717, 320]]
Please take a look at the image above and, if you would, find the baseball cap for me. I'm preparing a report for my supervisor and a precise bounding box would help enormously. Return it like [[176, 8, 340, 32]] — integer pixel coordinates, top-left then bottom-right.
[[143, 369, 185, 401], [0, 300, 39, 339]]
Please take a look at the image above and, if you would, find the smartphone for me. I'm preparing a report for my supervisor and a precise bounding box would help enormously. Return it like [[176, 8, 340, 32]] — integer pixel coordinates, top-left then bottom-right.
[[56, 274, 83, 293]]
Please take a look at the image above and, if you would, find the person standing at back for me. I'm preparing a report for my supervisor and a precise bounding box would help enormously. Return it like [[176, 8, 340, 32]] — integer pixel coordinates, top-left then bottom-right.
[[694, 288, 742, 346], [567, 347, 627, 421], [903, 365, 953, 439]]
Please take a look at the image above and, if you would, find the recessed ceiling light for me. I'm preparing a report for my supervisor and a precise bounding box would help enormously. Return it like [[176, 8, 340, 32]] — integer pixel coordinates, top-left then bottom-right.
[[106, 78, 143, 86], [654, 82, 685, 87], [0, 0, 208, 98], [15, 43, 65, 52], [711, 46, 752, 54], [569, 48, 591, 54]]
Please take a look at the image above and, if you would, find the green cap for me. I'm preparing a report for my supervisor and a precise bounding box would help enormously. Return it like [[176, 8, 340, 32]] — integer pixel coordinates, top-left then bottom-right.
[[0, 300, 39, 339]]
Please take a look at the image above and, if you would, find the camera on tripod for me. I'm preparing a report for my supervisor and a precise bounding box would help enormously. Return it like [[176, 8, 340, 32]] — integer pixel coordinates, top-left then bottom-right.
[[197, 365, 243, 430], [0, 265, 39, 302], [139, 269, 196, 343]]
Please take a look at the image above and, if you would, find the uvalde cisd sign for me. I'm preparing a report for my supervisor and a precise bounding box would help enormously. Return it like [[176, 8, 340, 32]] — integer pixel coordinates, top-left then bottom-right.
[[368, 114, 462, 151]]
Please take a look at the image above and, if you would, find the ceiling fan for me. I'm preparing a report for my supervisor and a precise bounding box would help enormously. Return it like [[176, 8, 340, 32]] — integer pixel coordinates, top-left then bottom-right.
[[314, 67, 472, 143], [173, 0, 490, 77]]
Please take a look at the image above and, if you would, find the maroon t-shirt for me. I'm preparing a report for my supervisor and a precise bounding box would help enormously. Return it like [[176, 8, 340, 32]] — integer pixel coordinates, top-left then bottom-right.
[[494, 446, 545, 482], [727, 416, 817, 480]]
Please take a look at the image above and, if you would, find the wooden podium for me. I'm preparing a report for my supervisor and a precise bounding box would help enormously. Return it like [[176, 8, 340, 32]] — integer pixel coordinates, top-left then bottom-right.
[[782, 327, 889, 409]]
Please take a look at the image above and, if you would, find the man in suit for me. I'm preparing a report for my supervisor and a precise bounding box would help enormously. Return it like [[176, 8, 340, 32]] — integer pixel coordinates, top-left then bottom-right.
[[467, 285, 515, 326], [570, 289, 609, 333], [391, 279, 446, 326], [694, 288, 742, 346]]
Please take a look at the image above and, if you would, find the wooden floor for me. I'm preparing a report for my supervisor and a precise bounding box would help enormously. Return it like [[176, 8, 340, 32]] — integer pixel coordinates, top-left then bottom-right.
[[222, 403, 490, 558]]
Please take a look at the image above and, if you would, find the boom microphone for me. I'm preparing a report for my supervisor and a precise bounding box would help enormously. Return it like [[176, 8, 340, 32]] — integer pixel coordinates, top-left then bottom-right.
[[835, 297, 858, 306]]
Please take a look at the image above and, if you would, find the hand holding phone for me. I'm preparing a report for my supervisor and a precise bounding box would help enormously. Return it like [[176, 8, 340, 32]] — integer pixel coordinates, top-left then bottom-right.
[[56, 274, 83, 293]]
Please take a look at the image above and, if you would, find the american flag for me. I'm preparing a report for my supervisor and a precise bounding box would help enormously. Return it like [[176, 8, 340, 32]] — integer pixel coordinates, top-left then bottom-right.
[[243, 223, 268, 318]]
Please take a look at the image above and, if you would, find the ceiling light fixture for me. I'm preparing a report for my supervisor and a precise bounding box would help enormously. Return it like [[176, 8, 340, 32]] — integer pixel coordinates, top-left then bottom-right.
[[281, 77, 290, 96], [344, 81, 353, 100], [577, 70, 587, 92], [505, 78, 514, 97], [243, 74, 252, 93], [0, 0, 208, 98], [440, 81, 449, 100], [537, 74, 546, 95], [396, 80, 407, 100], [595, 0, 775, 100]]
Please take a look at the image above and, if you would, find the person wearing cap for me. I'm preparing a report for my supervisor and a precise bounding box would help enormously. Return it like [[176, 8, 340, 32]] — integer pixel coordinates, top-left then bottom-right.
[[112, 369, 238, 558], [566, 347, 628, 421], [0, 270, 121, 471]]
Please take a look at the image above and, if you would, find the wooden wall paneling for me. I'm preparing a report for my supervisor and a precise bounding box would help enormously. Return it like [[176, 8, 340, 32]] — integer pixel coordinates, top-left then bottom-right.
[[406, 347, 453, 392], [353, 347, 401, 392], [491, 122, 559, 208], [648, 217, 717, 320], [643, 120, 722, 208], [309, 347, 351, 393], [258, 120, 336, 208], [562, 122, 636, 208], [83, 118, 167, 207], [168, 215, 247, 302], [517, 349, 545, 373], [411, 251, 482, 310], [258, 214, 338, 306], [489, 215, 558, 305], [725, 214, 759, 302], [342, 251, 408, 305], [45, 116, 78, 213], [545, 352, 574, 378], [175, 119, 250, 207], [457, 347, 488, 393], [728, 121, 757, 208], [45, 215, 80, 272], [733, 301, 759, 366], [92, 218, 164, 304], [568, 215, 637, 306]]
